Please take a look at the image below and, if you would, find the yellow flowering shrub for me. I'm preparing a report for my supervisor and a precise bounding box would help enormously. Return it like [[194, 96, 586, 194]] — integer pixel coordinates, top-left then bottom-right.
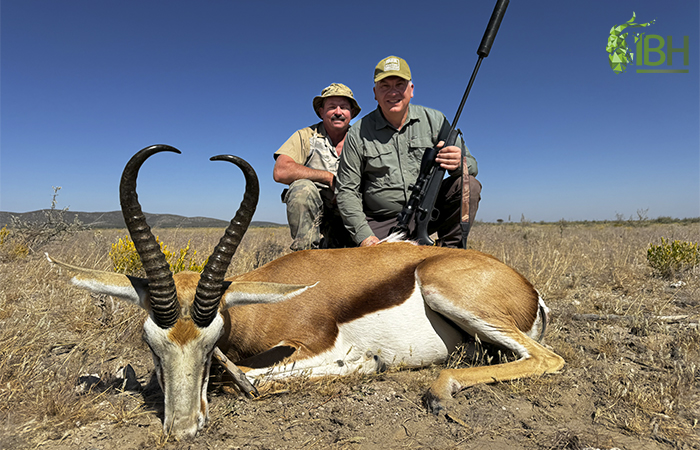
[[109, 235, 207, 275], [0, 226, 9, 246], [647, 238, 699, 278]]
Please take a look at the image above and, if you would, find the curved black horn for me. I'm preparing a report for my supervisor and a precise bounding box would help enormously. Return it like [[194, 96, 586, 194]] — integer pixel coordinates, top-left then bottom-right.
[[191, 155, 259, 328], [120, 145, 181, 329]]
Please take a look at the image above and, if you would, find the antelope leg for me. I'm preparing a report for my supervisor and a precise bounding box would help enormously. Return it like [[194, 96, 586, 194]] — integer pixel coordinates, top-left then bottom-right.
[[213, 347, 259, 398]]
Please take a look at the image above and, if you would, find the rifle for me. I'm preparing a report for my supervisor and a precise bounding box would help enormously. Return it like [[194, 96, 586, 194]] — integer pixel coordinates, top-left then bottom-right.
[[389, 0, 509, 247]]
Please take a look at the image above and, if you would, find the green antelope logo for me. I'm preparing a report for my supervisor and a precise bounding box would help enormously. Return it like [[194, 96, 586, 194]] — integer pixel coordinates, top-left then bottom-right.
[[607, 12, 690, 74], [606, 12, 655, 74]]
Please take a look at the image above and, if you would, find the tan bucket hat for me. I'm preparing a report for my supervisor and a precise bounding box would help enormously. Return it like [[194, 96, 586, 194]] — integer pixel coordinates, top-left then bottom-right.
[[374, 56, 411, 82], [313, 83, 361, 119]]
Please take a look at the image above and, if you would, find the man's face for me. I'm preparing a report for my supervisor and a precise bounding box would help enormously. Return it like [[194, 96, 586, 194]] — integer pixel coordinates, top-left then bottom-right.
[[318, 96, 352, 134], [373, 76, 413, 117]]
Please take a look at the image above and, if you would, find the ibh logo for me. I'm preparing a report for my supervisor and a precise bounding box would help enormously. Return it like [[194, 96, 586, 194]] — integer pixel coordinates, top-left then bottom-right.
[[606, 12, 690, 74]]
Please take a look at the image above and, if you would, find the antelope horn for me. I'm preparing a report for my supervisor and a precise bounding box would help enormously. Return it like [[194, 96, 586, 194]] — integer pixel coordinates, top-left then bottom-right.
[[192, 155, 259, 328], [120, 145, 181, 329]]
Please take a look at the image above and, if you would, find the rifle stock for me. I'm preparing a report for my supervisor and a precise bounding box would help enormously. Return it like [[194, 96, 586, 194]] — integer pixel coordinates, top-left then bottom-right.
[[413, 129, 460, 245], [389, 128, 459, 245]]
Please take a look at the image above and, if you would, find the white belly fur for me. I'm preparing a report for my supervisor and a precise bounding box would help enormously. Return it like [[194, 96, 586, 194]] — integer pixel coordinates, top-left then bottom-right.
[[246, 281, 464, 380]]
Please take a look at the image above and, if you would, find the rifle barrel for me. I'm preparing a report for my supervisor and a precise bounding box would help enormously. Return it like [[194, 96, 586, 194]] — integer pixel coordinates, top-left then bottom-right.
[[451, 0, 508, 128], [478, 0, 509, 58]]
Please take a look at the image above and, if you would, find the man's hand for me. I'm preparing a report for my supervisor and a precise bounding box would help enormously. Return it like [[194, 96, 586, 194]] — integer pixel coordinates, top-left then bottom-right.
[[327, 173, 336, 191], [360, 236, 380, 247], [434, 142, 461, 172]]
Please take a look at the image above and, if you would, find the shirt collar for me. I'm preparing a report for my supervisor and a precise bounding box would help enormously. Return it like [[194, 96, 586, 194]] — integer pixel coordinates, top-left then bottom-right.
[[314, 121, 329, 137], [374, 104, 419, 131]]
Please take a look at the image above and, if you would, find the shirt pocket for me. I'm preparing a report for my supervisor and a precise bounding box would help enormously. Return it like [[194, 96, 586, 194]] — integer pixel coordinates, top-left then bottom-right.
[[307, 146, 335, 172], [363, 144, 396, 187], [406, 137, 436, 176]]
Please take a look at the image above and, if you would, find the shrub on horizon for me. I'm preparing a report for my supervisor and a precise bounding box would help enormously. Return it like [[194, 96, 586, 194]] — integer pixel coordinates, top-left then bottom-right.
[[646, 238, 699, 278]]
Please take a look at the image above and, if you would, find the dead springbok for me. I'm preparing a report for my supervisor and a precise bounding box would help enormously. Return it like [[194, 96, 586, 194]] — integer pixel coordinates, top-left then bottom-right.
[[48, 145, 564, 440]]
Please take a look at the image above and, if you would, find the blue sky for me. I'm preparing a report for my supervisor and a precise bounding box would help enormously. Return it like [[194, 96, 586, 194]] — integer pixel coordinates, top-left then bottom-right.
[[1, 0, 698, 224]]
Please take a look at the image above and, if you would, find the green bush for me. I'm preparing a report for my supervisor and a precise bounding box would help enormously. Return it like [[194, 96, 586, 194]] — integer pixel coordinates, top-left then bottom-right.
[[646, 238, 699, 278], [109, 235, 207, 275]]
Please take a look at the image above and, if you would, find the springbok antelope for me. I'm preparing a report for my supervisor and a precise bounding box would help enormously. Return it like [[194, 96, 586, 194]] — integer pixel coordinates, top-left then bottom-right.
[[48, 145, 564, 440]]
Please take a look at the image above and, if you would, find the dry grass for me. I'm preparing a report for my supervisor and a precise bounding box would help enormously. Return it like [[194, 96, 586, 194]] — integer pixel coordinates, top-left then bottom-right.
[[1, 221, 698, 448], [466, 222, 700, 445]]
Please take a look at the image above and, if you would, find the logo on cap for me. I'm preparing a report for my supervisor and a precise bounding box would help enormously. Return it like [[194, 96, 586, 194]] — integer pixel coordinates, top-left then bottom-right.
[[384, 57, 401, 72]]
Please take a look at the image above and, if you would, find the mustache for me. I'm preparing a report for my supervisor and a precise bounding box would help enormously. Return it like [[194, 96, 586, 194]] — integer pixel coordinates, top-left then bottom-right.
[[331, 114, 347, 121]]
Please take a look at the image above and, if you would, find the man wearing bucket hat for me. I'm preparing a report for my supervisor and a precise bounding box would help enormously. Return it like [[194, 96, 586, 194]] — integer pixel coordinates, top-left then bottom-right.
[[273, 83, 361, 250], [336, 56, 481, 248]]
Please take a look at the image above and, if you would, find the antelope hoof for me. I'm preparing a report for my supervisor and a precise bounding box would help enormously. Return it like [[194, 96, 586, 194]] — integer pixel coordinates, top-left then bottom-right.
[[422, 390, 446, 416]]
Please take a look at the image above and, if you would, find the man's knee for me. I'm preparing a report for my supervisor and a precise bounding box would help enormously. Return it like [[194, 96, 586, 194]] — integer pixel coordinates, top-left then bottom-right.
[[439, 175, 481, 211], [470, 177, 482, 200], [469, 177, 482, 218], [283, 180, 323, 250]]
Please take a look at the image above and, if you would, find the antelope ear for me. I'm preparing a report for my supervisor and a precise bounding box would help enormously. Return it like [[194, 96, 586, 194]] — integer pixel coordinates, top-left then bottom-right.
[[46, 253, 149, 309], [220, 281, 318, 310]]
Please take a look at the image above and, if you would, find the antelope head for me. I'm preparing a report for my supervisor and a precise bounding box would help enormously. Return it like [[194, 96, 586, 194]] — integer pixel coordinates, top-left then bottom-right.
[[48, 145, 311, 440]]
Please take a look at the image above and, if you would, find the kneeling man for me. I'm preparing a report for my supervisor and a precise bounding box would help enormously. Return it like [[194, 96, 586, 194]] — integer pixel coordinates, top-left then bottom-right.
[[273, 83, 361, 250]]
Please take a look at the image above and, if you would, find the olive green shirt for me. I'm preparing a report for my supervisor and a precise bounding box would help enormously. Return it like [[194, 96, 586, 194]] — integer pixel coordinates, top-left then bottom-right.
[[336, 104, 478, 244]]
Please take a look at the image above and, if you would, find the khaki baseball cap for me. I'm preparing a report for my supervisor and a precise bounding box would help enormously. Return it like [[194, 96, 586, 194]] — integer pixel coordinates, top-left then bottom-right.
[[313, 83, 361, 119], [374, 56, 411, 82]]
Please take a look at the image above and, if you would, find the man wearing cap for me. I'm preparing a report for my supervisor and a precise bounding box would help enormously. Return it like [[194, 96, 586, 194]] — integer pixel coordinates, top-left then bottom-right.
[[336, 56, 481, 248], [273, 83, 361, 250]]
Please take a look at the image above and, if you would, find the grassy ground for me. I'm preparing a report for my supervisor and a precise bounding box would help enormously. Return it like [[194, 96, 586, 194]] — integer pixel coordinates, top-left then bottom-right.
[[0, 222, 697, 449]]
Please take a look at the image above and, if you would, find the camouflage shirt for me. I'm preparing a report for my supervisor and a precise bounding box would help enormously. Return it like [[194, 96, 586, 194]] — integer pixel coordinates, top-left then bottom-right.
[[336, 104, 478, 244]]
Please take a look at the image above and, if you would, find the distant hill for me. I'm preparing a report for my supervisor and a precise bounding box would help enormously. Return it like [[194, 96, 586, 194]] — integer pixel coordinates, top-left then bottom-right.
[[0, 210, 284, 229]]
